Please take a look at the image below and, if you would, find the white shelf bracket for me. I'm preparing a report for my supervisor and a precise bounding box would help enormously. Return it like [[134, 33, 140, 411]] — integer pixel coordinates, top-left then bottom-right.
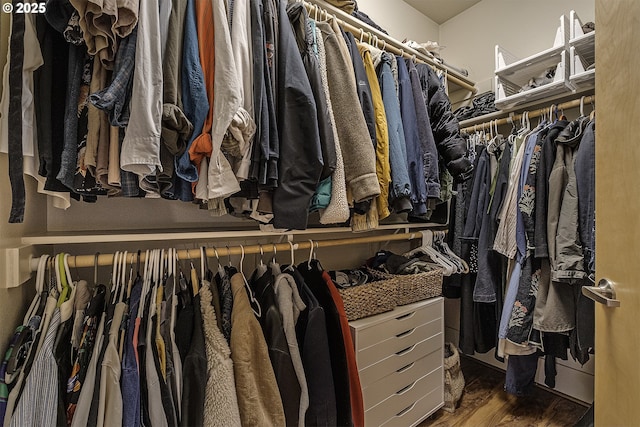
[[1, 245, 37, 289]]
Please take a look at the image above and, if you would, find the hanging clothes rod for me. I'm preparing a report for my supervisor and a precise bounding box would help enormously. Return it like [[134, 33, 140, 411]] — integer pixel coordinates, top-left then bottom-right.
[[460, 95, 596, 134], [29, 231, 430, 270], [300, 0, 477, 94]]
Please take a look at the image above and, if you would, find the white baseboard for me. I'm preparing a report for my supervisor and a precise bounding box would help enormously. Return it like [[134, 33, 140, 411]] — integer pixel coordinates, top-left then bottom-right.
[[445, 326, 594, 404]]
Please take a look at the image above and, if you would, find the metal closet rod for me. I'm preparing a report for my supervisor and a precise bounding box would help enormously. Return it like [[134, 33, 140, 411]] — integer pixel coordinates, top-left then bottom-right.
[[301, 0, 477, 94], [460, 95, 596, 134], [31, 231, 430, 270]]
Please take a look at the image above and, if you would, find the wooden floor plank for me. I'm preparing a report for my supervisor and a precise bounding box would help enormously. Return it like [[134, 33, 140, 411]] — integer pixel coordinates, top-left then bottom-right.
[[421, 356, 589, 427]]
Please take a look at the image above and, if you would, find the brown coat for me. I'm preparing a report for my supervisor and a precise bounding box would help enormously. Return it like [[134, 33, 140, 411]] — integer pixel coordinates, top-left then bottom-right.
[[230, 274, 286, 427]]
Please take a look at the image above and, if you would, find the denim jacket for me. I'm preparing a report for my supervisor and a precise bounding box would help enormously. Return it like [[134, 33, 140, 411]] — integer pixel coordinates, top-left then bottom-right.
[[396, 56, 427, 215], [377, 53, 412, 212]]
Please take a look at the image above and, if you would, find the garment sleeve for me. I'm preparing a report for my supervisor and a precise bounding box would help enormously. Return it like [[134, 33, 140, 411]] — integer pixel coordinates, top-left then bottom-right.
[[423, 65, 473, 182]]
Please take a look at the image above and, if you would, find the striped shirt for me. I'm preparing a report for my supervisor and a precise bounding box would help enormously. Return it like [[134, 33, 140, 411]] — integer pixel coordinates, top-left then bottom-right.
[[10, 309, 61, 427]]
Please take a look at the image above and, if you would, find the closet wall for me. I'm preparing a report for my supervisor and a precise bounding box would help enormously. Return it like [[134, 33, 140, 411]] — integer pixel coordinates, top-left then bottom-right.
[[439, 0, 595, 93], [357, 0, 440, 44]]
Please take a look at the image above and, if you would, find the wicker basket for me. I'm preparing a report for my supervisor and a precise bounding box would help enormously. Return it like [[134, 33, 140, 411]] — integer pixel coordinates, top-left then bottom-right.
[[365, 267, 443, 306], [337, 278, 397, 321]]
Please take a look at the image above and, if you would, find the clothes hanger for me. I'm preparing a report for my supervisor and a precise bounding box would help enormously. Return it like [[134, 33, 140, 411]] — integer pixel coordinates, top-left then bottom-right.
[[259, 244, 265, 267], [189, 247, 199, 296], [139, 249, 154, 319], [433, 231, 469, 274], [307, 239, 315, 268], [254, 244, 268, 276], [239, 245, 262, 317], [111, 250, 122, 305], [285, 241, 296, 272], [56, 253, 74, 306], [580, 96, 586, 117], [271, 243, 278, 265], [200, 246, 207, 285], [119, 250, 129, 303], [269, 243, 282, 275], [126, 252, 134, 301], [114, 250, 124, 303], [147, 250, 159, 320], [24, 255, 49, 322], [403, 231, 457, 276], [226, 245, 232, 267], [212, 246, 224, 276]]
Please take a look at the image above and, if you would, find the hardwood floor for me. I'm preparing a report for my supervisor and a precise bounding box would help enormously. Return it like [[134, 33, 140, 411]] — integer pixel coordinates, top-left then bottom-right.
[[420, 356, 589, 427]]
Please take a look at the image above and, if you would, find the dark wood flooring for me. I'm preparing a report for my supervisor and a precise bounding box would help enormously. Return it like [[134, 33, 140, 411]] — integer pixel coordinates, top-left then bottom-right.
[[420, 356, 589, 427]]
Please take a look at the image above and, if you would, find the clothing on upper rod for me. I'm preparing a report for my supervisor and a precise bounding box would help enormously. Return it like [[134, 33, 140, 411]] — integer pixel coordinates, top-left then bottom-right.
[[459, 94, 595, 134], [1, 0, 473, 230]]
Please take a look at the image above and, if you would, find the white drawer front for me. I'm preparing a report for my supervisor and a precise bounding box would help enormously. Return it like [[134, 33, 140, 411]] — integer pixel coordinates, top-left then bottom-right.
[[357, 318, 442, 369], [359, 332, 443, 389], [365, 368, 442, 427], [380, 385, 444, 427], [362, 348, 443, 410], [356, 302, 441, 351]]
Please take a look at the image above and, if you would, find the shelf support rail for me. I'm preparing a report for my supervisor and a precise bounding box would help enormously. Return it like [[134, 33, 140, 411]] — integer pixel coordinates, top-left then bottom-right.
[[21, 232, 423, 272], [460, 94, 595, 134], [2, 231, 443, 288]]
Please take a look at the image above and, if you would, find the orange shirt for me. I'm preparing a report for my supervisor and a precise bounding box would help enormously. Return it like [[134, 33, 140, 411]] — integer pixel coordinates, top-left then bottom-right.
[[188, 0, 215, 193]]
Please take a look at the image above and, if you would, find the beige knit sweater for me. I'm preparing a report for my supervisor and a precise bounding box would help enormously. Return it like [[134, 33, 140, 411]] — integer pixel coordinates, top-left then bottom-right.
[[200, 282, 242, 427]]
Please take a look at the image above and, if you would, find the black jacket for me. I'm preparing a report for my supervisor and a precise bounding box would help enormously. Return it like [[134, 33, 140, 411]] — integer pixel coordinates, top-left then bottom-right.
[[272, 0, 324, 230], [250, 268, 301, 426], [298, 261, 353, 427], [180, 294, 207, 427], [287, 3, 337, 181], [415, 63, 473, 182], [290, 268, 338, 427], [250, 0, 279, 190]]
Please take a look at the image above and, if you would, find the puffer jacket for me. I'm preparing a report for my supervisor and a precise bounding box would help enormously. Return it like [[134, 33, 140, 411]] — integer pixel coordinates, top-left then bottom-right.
[[415, 63, 473, 182]]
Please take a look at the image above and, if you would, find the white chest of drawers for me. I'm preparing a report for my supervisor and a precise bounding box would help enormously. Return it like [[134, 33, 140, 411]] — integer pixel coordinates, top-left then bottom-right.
[[349, 297, 444, 427]]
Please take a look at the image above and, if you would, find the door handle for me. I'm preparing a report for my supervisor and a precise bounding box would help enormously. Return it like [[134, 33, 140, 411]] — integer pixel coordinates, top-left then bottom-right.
[[582, 278, 621, 307]]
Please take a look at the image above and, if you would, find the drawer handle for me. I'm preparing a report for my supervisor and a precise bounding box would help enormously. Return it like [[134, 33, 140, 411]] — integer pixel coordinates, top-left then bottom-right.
[[396, 401, 418, 417], [396, 380, 418, 395], [395, 311, 416, 321], [396, 362, 415, 373], [395, 344, 415, 356], [395, 328, 416, 338]]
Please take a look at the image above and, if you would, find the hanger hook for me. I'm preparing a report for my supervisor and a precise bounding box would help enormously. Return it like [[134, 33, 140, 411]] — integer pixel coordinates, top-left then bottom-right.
[[580, 96, 585, 116], [359, 28, 365, 43], [381, 39, 386, 51], [93, 252, 100, 285], [288, 241, 295, 266], [272, 243, 277, 264], [307, 240, 314, 267], [226, 245, 232, 266], [240, 245, 245, 273], [213, 246, 220, 261]]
